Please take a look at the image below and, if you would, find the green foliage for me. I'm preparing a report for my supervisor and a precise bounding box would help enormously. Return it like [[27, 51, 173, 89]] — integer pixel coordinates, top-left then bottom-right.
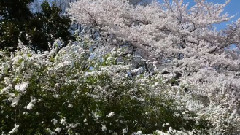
[[0, 0, 33, 50], [27, 1, 73, 50], [0, 72, 210, 134], [0, 0, 72, 51], [0, 21, 20, 50], [0, 0, 33, 21]]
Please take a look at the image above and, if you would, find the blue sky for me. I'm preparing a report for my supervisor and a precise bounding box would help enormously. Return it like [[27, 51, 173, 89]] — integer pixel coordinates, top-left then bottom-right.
[[158, 0, 240, 30]]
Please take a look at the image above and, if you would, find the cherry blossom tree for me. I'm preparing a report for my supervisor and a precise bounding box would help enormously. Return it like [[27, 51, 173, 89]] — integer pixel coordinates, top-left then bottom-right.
[[68, 0, 240, 133]]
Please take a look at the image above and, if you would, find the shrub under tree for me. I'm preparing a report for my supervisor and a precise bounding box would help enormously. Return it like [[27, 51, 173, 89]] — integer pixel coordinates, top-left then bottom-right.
[[0, 38, 210, 134]]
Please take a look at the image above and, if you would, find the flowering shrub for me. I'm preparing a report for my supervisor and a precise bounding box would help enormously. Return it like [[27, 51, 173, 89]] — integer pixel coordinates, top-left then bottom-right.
[[0, 39, 210, 134]]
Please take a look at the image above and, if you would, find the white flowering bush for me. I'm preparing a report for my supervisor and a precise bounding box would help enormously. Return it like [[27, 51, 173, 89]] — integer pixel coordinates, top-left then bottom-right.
[[0, 39, 210, 134]]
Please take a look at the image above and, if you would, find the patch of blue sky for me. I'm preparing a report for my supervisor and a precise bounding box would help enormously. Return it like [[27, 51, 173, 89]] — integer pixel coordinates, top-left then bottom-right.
[[89, 66, 94, 71], [158, 0, 240, 30], [89, 53, 95, 60]]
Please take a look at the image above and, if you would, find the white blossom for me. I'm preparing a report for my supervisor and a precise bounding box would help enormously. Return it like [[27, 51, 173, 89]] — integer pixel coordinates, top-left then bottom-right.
[[102, 125, 107, 131], [15, 82, 29, 92], [55, 127, 61, 133], [106, 112, 115, 117], [26, 97, 36, 110], [10, 95, 21, 107], [9, 124, 19, 134]]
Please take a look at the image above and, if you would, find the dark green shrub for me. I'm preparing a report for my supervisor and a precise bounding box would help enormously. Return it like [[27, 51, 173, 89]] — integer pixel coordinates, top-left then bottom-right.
[[0, 0, 72, 51]]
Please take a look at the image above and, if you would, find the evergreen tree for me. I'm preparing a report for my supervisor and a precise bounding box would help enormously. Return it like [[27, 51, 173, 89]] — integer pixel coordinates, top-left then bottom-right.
[[27, 1, 72, 50], [0, 0, 33, 50], [0, 0, 72, 51]]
